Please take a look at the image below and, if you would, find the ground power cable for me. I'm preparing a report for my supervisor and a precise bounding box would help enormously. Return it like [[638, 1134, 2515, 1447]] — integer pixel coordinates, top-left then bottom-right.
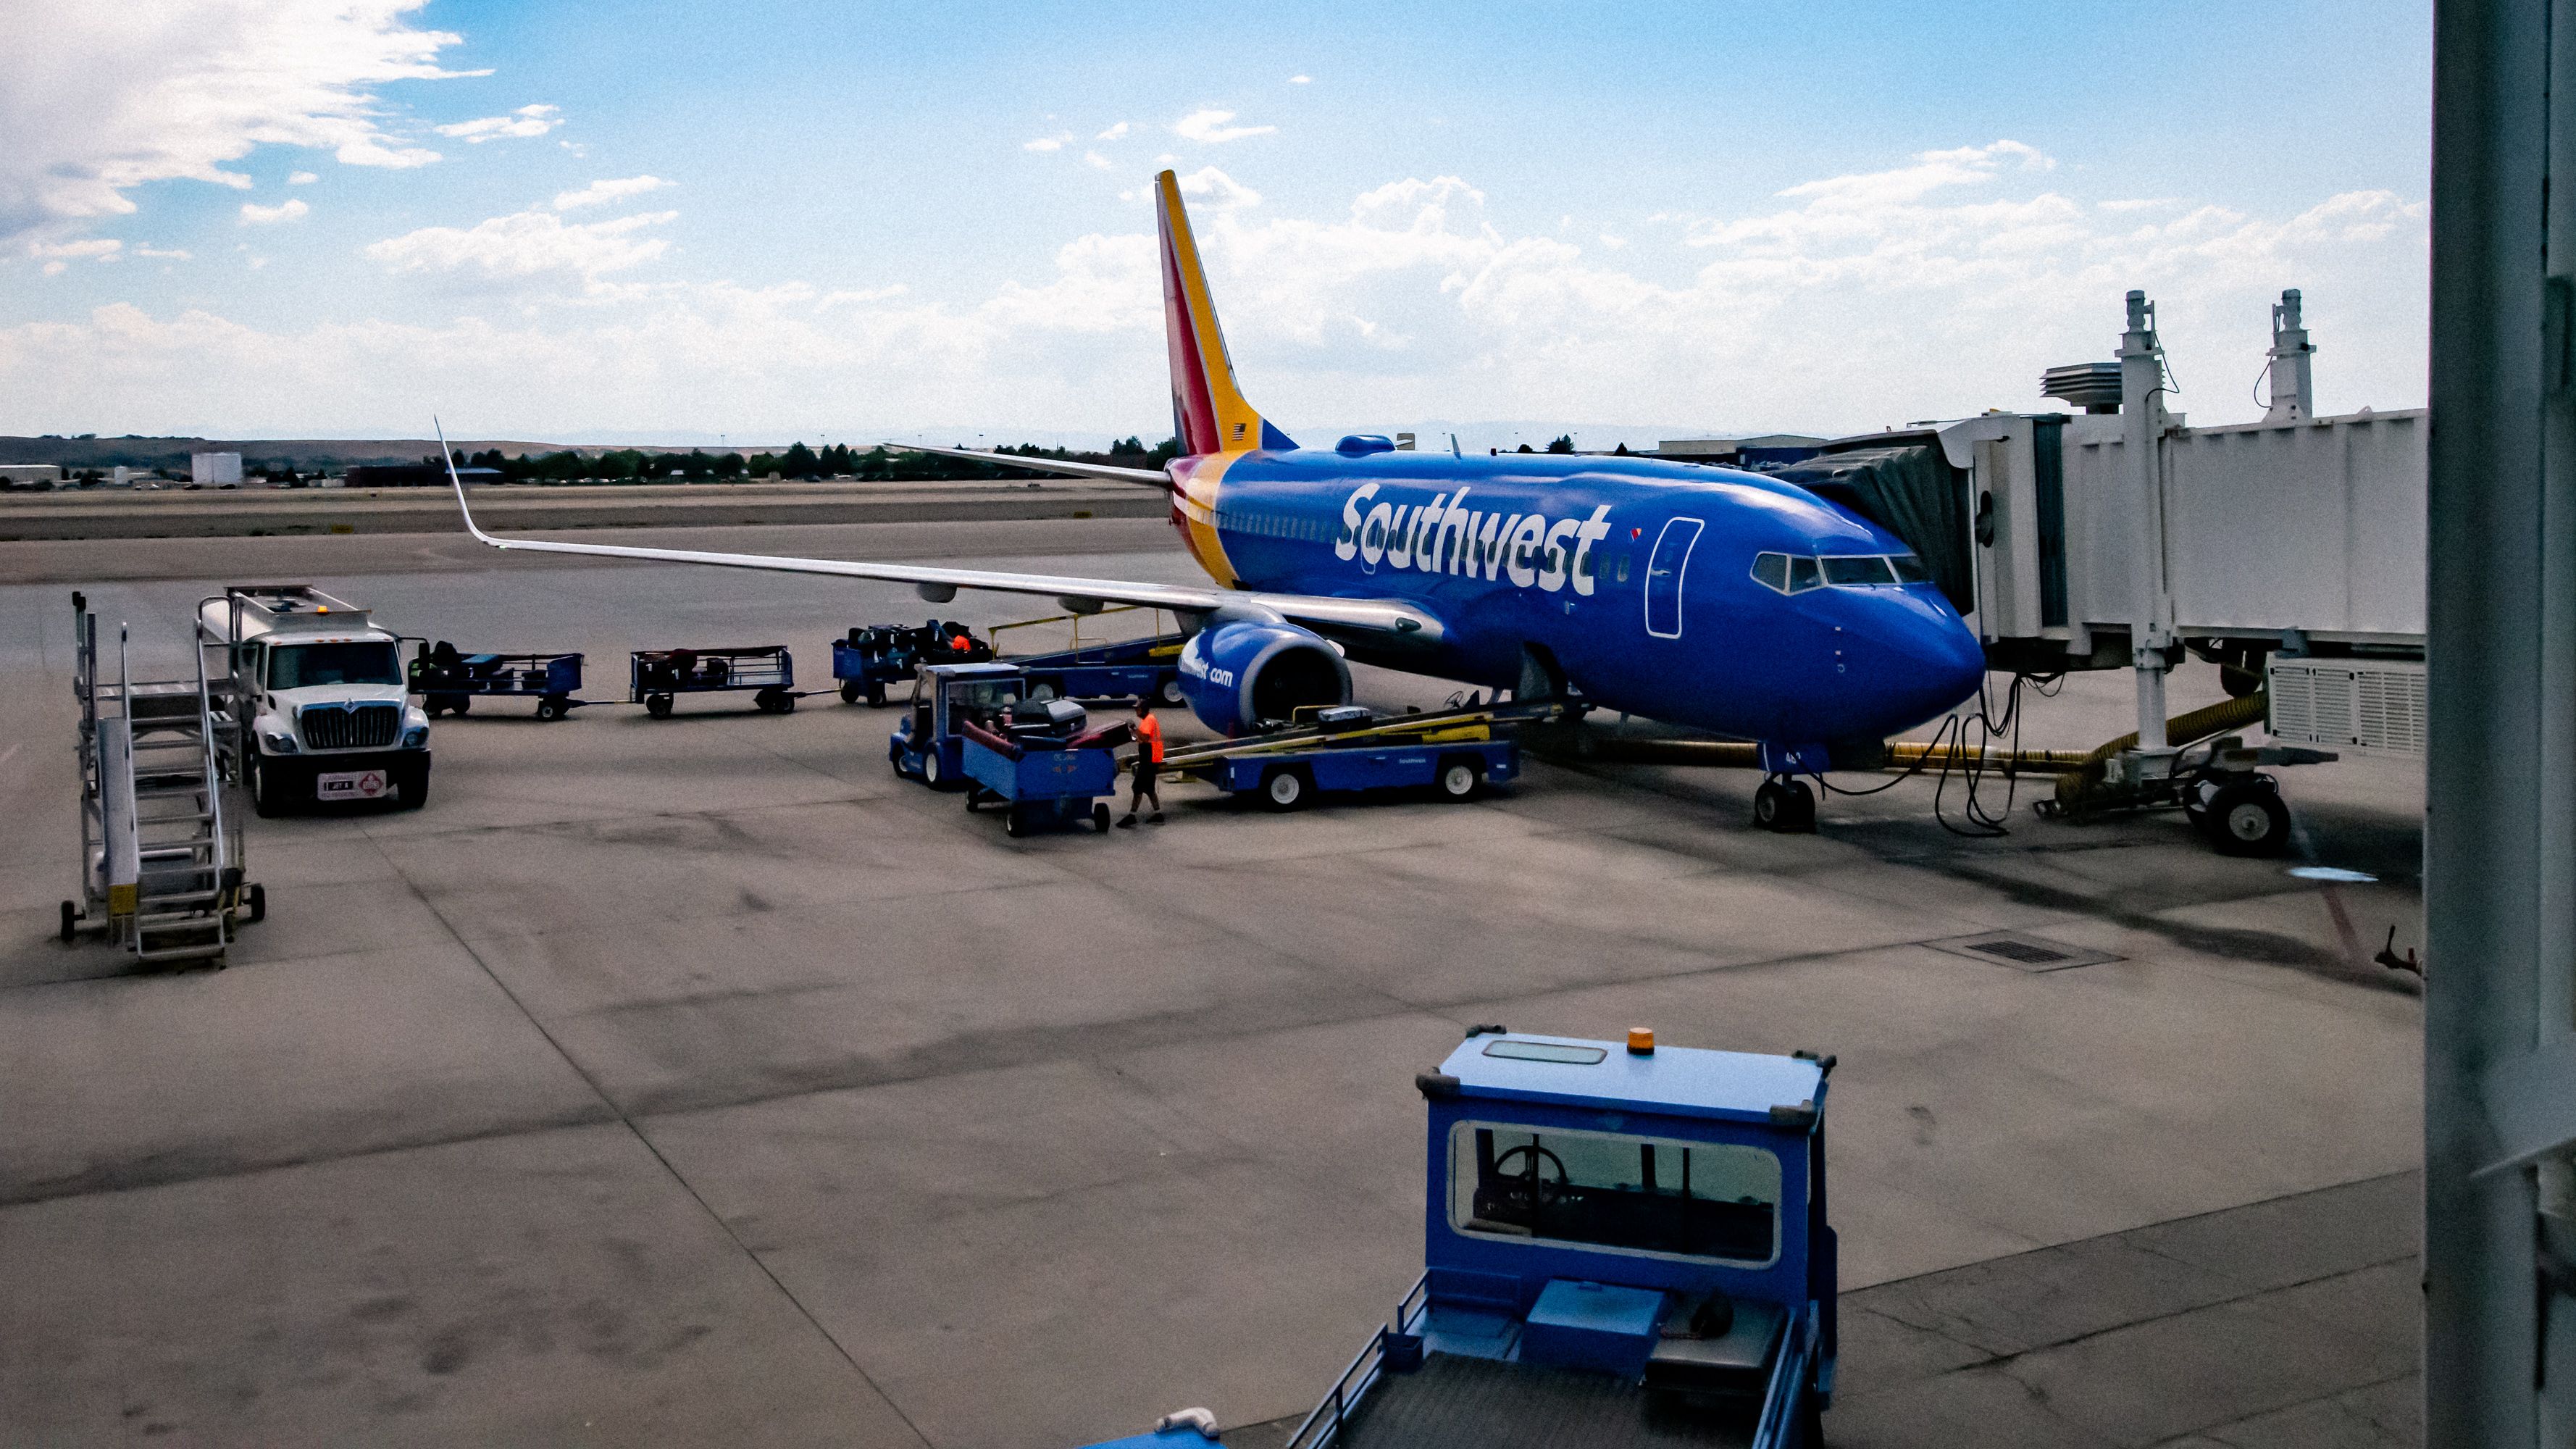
[[1808, 671, 2054, 838]]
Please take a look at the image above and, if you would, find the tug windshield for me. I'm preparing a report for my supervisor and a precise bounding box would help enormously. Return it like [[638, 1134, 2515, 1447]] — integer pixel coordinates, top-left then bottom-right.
[[1450, 1121, 1781, 1267], [267, 641, 401, 688]]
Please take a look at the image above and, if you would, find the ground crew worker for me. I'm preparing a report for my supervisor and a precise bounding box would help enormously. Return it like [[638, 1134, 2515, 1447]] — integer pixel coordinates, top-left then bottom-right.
[[1118, 696, 1166, 827]]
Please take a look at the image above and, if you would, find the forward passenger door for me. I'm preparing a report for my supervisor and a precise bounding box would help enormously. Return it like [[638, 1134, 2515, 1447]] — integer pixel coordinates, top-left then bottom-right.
[[1644, 517, 1704, 639]]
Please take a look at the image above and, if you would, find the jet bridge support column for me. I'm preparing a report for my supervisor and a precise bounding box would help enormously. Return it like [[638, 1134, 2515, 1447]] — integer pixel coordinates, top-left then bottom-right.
[[2120, 290, 2175, 761]]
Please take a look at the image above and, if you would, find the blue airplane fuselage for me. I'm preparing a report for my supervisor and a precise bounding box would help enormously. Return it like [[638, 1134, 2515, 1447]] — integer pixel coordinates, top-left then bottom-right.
[[1170, 445, 1988, 754]]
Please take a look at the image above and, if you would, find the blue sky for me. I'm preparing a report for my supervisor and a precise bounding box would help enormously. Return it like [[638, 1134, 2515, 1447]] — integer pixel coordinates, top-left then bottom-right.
[[1, 1, 2432, 446]]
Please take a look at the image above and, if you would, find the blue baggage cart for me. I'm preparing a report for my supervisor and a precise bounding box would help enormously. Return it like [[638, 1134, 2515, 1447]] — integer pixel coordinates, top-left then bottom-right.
[[409, 643, 588, 720], [832, 621, 991, 706]]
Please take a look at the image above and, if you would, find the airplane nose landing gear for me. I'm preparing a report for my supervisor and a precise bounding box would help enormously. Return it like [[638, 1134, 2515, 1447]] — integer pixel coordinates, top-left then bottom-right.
[[1754, 774, 1817, 833]]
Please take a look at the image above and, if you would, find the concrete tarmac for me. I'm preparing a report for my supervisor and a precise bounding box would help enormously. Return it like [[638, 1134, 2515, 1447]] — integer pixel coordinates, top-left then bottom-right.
[[0, 521, 2425, 1446]]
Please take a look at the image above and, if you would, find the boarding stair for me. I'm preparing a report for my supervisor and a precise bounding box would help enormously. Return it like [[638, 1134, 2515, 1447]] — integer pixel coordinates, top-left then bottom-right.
[[62, 593, 262, 965]]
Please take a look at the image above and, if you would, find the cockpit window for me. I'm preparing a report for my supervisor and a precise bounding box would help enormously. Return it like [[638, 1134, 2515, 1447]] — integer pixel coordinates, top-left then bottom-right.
[[1821, 556, 1896, 585], [1785, 556, 1821, 593], [1890, 554, 1932, 583], [1750, 552, 1790, 593]]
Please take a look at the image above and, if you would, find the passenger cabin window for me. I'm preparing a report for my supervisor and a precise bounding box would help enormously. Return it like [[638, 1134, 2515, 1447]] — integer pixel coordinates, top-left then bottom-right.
[[1450, 1121, 1782, 1267]]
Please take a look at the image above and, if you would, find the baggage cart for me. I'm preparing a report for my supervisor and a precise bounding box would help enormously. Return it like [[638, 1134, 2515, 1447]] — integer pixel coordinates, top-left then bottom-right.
[[630, 645, 800, 717], [410, 643, 589, 720]]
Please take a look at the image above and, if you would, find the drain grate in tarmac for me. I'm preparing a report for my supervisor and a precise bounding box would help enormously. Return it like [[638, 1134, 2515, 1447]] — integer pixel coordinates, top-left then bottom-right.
[[1924, 930, 2124, 972]]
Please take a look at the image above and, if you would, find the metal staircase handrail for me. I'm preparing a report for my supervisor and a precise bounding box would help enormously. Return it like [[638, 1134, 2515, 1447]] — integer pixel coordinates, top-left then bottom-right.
[[193, 627, 227, 889]]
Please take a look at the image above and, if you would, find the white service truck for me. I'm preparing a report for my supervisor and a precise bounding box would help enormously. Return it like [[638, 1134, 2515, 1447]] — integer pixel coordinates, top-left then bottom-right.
[[197, 585, 432, 815]]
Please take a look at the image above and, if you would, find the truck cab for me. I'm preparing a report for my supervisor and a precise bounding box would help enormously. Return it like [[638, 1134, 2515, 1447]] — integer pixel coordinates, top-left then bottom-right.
[[890, 661, 1026, 790], [198, 585, 432, 816]]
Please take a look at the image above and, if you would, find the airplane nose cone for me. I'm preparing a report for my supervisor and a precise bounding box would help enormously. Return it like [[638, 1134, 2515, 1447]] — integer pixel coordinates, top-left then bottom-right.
[[1844, 591, 1987, 732]]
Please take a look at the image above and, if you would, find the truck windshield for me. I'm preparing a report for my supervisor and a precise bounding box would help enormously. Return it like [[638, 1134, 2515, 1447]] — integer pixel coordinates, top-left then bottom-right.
[[1450, 1121, 1782, 1267], [269, 642, 401, 688]]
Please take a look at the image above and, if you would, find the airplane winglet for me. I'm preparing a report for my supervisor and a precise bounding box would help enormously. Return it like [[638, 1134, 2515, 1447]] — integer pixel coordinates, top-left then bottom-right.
[[435, 418, 509, 549]]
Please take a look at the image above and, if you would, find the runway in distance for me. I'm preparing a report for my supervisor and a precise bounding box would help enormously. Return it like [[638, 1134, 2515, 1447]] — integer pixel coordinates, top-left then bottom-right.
[[444, 170, 1986, 778]]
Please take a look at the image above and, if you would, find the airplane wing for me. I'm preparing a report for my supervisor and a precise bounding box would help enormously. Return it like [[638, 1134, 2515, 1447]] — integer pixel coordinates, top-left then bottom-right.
[[435, 423, 1443, 647], [888, 442, 1174, 488]]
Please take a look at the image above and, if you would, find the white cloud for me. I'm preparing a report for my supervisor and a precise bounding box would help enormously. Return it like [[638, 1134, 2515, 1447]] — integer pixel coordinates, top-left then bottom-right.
[[0, 145, 2430, 439], [1289, 75, 1312, 84], [1175, 166, 1262, 209], [288, 170, 320, 185], [435, 104, 561, 143], [553, 175, 671, 212], [135, 244, 191, 259], [1173, 108, 1275, 144], [363, 207, 677, 288], [1083, 151, 1112, 171], [42, 262, 67, 277], [1024, 133, 1072, 153], [30, 238, 125, 261], [1096, 122, 1129, 141], [238, 197, 309, 225], [0, 0, 467, 247]]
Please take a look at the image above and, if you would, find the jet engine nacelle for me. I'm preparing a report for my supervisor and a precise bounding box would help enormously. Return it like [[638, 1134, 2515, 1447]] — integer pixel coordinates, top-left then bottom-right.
[[1177, 615, 1352, 735]]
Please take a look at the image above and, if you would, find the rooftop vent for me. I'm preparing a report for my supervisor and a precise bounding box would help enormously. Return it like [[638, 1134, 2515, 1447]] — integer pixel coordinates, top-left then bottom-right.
[[2041, 362, 2123, 414]]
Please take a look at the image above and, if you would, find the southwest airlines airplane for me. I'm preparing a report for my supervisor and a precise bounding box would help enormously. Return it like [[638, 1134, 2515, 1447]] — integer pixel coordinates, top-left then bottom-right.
[[446, 170, 1985, 805]]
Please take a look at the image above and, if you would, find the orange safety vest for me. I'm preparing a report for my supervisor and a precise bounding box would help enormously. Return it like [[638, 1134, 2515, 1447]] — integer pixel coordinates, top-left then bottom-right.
[[1135, 713, 1164, 764]]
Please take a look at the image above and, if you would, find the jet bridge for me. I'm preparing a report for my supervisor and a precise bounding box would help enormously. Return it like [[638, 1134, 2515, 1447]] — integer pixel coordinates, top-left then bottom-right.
[[1791, 288, 2427, 764]]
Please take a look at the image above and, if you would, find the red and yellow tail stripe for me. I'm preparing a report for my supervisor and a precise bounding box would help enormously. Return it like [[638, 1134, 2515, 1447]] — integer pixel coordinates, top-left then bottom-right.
[[1157, 170, 1295, 459]]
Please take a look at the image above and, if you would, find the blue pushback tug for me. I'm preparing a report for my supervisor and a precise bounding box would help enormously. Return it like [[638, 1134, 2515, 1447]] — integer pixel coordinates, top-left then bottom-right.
[[1083, 1028, 1837, 1449]]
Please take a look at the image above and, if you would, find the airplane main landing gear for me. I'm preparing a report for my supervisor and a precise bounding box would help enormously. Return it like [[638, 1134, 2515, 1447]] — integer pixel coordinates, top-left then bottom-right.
[[1753, 775, 1816, 833]]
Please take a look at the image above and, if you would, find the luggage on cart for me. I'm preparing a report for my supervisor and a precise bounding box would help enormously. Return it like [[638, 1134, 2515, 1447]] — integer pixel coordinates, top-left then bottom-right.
[[410, 642, 588, 720], [630, 645, 800, 717], [832, 621, 990, 706]]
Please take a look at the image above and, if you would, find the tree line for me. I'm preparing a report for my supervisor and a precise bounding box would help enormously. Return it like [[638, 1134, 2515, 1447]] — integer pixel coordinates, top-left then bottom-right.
[[452, 435, 1182, 484]]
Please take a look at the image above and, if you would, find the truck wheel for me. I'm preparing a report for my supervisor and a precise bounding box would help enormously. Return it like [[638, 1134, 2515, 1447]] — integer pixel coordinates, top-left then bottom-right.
[[249, 756, 285, 818], [645, 693, 674, 719], [398, 769, 430, 811], [964, 789, 981, 813], [1437, 759, 1481, 801], [451, 695, 471, 717], [922, 752, 943, 789], [1262, 767, 1308, 811], [1092, 802, 1112, 833], [423, 700, 444, 719], [2204, 780, 2290, 856], [1004, 806, 1027, 838], [59, 900, 76, 943], [535, 696, 566, 721], [1158, 675, 1185, 707], [247, 883, 267, 924], [840, 681, 862, 705], [867, 682, 886, 708]]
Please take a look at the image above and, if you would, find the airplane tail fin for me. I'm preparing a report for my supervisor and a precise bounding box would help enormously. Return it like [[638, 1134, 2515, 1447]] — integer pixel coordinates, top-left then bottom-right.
[[1156, 170, 1294, 456]]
